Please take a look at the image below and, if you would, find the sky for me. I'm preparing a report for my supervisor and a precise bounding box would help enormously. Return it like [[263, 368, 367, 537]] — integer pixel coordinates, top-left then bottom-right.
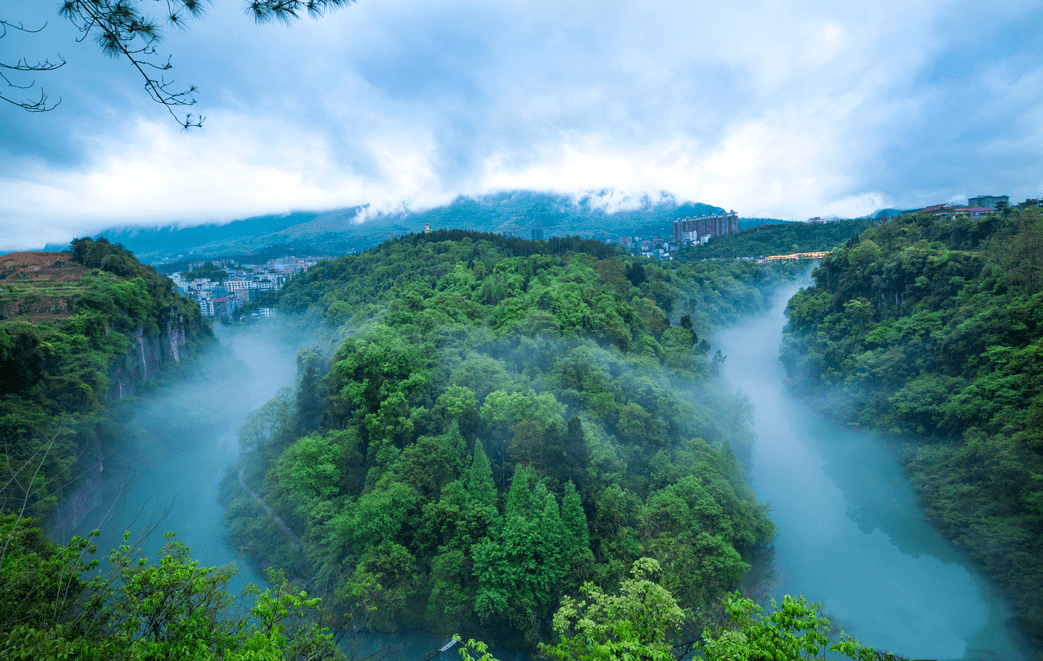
[[2, 0, 1043, 251]]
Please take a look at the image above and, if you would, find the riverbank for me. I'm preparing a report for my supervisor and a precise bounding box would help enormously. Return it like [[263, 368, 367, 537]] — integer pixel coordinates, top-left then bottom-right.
[[715, 281, 1028, 660], [53, 321, 309, 599]]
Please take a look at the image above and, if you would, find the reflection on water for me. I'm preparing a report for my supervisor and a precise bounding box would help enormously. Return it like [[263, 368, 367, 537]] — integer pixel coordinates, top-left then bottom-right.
[[715, 279, 1027, 661]]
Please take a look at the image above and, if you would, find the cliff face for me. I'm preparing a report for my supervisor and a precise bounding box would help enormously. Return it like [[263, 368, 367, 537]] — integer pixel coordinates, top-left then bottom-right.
[[107, 308, 196, 399]]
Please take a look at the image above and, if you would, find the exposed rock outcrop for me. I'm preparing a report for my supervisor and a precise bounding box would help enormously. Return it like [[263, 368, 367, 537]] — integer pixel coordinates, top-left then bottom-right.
[[107, 309, 195, 399]]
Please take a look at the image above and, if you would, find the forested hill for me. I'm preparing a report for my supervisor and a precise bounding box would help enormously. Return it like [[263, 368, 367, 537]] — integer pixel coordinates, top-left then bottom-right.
[[224, 230, 803, 647], [0, 238, 210, 518], [679, 218, 873, 259], [780, 208, 1043, 643], [48, 191, 768, 264]]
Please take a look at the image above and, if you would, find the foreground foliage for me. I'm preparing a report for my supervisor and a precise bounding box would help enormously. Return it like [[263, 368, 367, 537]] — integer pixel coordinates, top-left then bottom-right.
[[0, 514, 342, 660], [700, 592, 895, 661], [781, 207, 1043, 643], [539, 558, 685, 661], [462, 559, 887, 661]]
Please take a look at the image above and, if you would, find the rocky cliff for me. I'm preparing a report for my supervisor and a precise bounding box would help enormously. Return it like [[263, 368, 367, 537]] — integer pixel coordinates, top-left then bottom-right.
[[107, 308, 197, 399]]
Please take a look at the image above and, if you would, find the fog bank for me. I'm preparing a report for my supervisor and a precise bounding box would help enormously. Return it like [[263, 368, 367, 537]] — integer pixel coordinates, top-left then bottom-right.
[[715, 279, 1027, 660]]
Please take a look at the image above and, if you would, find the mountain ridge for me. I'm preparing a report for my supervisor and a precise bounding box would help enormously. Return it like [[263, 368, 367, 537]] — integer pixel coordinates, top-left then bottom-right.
[[30, 190, 790, 264]]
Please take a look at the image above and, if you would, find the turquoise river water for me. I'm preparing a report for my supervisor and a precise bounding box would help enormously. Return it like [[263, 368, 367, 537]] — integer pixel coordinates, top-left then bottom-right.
[[715, 280, 1030, 660]]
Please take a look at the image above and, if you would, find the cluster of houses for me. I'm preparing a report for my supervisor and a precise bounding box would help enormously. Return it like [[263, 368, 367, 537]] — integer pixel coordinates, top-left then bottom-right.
[[616, 210, 743, 260], [913, 195, 1012, 219], [620, 236, 674, 259], [170, 256, 327, 320]]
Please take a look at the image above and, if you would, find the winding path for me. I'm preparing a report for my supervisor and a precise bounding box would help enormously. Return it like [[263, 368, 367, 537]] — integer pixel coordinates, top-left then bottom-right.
[[237, 465, 304, 549]]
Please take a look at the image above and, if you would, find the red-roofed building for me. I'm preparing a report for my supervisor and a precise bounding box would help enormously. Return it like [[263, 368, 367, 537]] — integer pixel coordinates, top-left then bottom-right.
[[961, 207, 992, 219], [917, 203, 955, 214]]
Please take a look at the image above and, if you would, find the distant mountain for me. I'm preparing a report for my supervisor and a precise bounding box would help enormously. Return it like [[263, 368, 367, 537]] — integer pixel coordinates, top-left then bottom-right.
[[866, 208, 906, 219], [40, 211, 331, 259], [39, 191, 782, 264]]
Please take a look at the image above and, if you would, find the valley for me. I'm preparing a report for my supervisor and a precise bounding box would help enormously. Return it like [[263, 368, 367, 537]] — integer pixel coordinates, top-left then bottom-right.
[[1, 211, 1040, 660]]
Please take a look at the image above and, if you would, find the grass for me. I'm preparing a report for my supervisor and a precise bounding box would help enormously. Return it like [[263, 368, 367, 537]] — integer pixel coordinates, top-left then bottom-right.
[[2, 281, 93, 298]]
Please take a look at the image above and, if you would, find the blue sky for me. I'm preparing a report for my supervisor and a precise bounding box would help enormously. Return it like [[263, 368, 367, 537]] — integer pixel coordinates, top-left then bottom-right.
[[2, 0, 1042, 251]]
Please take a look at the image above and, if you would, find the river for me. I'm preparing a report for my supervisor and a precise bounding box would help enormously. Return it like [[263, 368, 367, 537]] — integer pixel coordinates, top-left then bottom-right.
[[715, 278, 1029, 660], [54, 321, 306, 599], [53, 282, 1032, 660]]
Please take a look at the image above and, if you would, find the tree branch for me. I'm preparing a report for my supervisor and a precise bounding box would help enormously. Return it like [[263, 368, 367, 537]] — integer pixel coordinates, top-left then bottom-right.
[[247, 0, 356, 24], [6, 1, 355, 126], [59, 0, 206, 128], [0, 20, 65, 112]]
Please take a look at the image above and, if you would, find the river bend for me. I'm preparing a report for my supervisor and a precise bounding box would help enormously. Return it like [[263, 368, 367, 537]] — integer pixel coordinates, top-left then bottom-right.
[[716, 280, 1027, 660]]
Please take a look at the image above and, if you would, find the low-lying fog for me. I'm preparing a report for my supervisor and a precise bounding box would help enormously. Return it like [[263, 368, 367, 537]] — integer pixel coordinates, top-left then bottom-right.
[[52, 319, 317, 598], [714, 278, 1028, 661], [47, 280, 1034, 660]]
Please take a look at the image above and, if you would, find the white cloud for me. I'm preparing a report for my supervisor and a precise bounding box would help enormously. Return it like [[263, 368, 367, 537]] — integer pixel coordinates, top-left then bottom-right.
[[3, 0, 1043, 250]]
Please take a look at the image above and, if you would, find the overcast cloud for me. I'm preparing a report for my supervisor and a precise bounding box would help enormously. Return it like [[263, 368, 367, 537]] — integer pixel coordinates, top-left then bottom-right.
[[2, 0, 1042, 250]]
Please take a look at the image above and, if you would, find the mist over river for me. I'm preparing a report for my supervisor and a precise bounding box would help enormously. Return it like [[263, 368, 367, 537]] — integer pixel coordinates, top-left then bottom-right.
[[715, 278, 1029, 660], [47, 280, 1033, 660], [54, 322, 307, 598]]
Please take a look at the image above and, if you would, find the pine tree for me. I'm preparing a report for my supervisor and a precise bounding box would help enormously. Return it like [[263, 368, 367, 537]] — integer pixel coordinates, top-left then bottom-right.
[[561, 480, 594, 588], [465, 442, 498, 514], [561, 480, 589, 556], [540, 490, 568, 573], [505, 465, 536, 520], [443, 420, 468, 477]]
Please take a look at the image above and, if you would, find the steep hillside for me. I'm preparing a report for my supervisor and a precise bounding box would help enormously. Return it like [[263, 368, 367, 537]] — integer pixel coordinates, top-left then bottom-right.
[[0, 239, 211, 518], [780, 208, 1043, 643]]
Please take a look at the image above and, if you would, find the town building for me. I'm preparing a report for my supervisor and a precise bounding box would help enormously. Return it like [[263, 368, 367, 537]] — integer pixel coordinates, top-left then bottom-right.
[[175, 254, 325, 319], [960, 207, 992, 219], [968, 195, 1009, 209], [197, 297, 213, 317], [212, 296, 243, 321], [673, 211, 739, 244]]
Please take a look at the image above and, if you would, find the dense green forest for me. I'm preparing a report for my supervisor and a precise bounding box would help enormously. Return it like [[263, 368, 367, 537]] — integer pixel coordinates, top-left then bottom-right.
[[780, 208, 1043, 644], [0, 233, 900, 659], [222, 230, 812, 649], [681, 219, 874, 259], [0, 238, 209, 517]]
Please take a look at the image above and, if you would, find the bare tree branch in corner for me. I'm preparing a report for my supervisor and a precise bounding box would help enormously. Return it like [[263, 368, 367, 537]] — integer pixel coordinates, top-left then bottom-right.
[[0, 20, 66, 113], [3, 1, 355, 128], [58, 0, 209, 129]]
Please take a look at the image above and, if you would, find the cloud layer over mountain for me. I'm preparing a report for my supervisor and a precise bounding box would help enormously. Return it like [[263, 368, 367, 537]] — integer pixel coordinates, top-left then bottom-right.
[[2, 0, 1042, 250]]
